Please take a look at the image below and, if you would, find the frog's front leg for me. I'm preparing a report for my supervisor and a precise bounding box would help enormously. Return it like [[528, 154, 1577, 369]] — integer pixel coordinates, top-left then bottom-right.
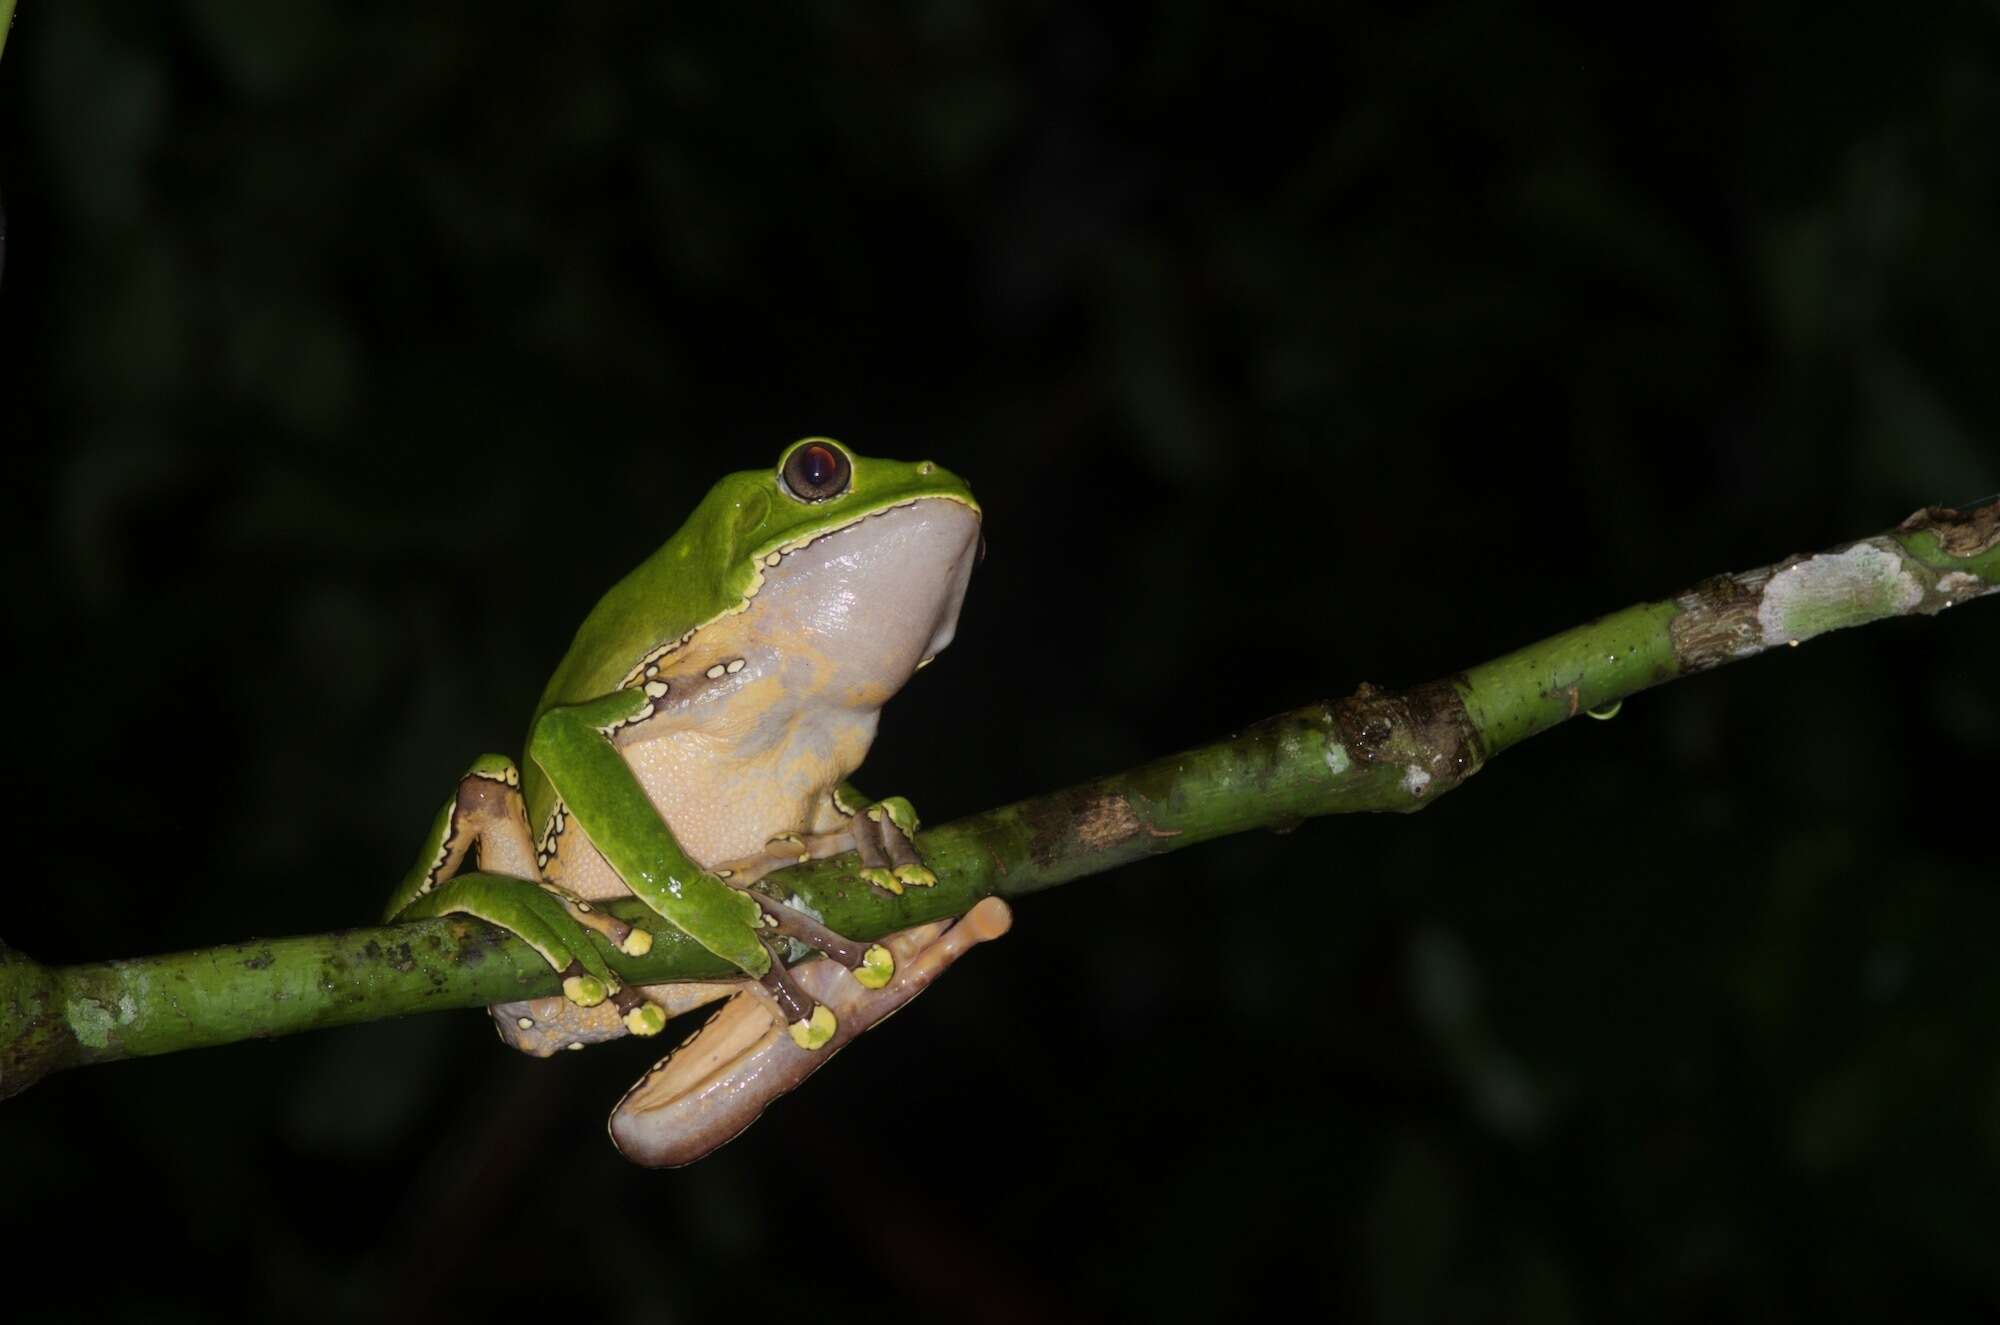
[[530, 688, 888, 1049], [713, 783, 935, 897]]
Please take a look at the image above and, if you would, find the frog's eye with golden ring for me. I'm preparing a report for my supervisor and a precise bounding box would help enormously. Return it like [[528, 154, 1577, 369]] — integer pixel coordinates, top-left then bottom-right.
[[780, 441, 852, 502]]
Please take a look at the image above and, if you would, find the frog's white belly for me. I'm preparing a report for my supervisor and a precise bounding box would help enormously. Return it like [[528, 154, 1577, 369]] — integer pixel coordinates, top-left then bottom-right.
[[551, 694, 877, 899], [544, 495, 978, 901]]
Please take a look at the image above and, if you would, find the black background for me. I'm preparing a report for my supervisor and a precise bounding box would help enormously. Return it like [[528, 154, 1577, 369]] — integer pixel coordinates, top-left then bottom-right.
[[2, 4, 1997, 1321]]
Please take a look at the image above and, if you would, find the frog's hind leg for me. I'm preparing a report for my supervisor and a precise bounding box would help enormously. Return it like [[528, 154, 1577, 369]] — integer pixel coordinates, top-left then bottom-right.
[[388, 755, 662, 1041], [607, 898, 1013, 1168]]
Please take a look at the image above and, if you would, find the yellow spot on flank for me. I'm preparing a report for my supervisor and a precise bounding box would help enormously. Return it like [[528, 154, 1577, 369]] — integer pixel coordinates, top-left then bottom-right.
[[517, 1016, 534, 1030], [706, 664, 726, 679], [644, 680, 668, 698], [726, 658, 745, 673]]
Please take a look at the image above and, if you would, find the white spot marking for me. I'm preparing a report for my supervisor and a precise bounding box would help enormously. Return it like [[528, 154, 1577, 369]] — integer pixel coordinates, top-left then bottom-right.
[[643, 680, 668, 698], [517, 1016, 534, 1030], [726, 658, 745, 673], [1402, 764, 1432, 797], [706, 664, 726, 679]]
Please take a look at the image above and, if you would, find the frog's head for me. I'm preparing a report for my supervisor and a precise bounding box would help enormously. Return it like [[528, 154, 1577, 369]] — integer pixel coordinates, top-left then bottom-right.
[[681, 438, 983, 684]]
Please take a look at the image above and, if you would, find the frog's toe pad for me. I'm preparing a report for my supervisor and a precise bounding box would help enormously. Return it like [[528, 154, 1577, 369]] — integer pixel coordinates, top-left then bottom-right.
[[624, 1004, 668, 1037], [563, 973, 611, 1008], [788, 1003, 838, 1050], [892, 863, 936, 889], [859, 866, 902, 896], [855, 943, 895, 990], [620, 927, 654, 958]]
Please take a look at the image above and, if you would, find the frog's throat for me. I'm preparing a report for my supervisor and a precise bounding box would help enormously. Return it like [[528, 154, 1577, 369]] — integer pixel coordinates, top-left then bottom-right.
[[615, 492, 983, 690]]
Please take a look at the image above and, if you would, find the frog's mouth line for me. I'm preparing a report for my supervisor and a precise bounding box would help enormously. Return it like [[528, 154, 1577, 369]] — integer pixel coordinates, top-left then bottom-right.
[[616, 493, 982, 691]]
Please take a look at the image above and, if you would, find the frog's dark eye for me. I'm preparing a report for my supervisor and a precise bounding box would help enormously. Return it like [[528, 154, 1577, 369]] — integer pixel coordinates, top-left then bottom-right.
[[780, 441, 851, 502]]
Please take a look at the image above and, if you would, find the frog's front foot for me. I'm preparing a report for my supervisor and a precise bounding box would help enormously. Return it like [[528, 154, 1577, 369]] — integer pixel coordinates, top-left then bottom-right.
[[608, 897, 1013, 1168], [850, 796, 934, 895], [396, 874, 629, 1009]]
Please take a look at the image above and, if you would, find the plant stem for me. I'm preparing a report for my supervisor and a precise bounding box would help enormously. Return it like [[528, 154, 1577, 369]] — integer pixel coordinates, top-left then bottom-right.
[[3, 500, 1993, 1099]]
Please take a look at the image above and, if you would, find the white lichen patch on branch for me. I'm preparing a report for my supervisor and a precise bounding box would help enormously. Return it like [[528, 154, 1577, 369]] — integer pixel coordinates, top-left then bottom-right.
[[1754, 541, 1924, 648], [65, 998, 117, 1049], [1324, 742, 1351, 776], [1402, 764, 1433, 798]]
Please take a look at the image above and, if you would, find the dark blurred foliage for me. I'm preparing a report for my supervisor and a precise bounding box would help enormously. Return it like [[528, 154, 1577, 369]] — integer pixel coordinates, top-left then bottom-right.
[[2, 3, 1996, 1321]]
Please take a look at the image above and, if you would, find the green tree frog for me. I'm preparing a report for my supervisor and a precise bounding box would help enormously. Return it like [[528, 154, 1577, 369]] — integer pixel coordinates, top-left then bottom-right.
[[384, 438, 1010, 1166]]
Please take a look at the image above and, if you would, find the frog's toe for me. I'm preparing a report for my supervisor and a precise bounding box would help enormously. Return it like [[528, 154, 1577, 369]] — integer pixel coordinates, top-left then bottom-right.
[[873, 795, 922, 837], [751, 892, 900, 991], [764, 832, 809, 864], [892, 862, 936, 889], [619, 926, 654, 957]]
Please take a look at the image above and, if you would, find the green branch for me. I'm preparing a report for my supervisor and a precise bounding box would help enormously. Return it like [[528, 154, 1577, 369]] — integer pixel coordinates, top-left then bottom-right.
[[3, 500, 1994, 1100]]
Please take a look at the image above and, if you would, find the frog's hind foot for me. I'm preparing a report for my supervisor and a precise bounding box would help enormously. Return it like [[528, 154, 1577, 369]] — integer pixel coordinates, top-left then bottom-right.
[[607, 898, 1013, 1168]]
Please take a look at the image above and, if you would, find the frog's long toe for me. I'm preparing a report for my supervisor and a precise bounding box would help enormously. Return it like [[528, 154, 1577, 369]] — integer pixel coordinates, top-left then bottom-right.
[[751, 892, 896, 989], [613, 985, 669, 1037], [852, 819, 900, 894], [756, 939, 835, 1047], [608, 898, 1013, 1167]]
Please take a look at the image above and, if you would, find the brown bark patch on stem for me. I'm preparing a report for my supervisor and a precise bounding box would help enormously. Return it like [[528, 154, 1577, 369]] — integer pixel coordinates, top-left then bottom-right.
[[1331, 679, 1484, 807], [1899, 503, 2000, 558], [1074, 794, 1146, 852], [1669, 566, 1776, 672]]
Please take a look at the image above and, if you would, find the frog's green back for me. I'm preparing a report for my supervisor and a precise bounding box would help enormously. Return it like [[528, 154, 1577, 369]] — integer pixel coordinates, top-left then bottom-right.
[[518, 443, 975, 831]]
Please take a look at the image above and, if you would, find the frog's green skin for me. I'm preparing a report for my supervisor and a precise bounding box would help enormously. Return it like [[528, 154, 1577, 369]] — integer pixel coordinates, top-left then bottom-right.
[[387, 440, 982, 1091]]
